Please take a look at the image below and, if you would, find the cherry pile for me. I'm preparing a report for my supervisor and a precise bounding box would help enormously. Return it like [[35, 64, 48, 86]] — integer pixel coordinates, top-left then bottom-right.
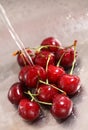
[[8, 37, 80, 122]]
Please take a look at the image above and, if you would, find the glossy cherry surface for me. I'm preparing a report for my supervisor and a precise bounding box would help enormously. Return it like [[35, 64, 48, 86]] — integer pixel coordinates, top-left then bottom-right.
[[34, 51, 55, 68], [59, 74, 80, 95], [56, 48, 74, 69], [47, 65, 65, 84], [41, 37, 61, 52], [36, 84, 58, 102], [17, 49, 34, 67], [51, 94, 73, 119], [8, 82, 24, 105], [19, 66, 31, 83], [24, 65, 46, 88], [34, 65, 46, 81], [7, 37, 81, 123], [18, 99, 40, 121]]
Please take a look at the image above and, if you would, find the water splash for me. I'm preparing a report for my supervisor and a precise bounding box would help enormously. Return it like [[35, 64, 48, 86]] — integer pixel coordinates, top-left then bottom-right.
[[0, 4, 33, 65]]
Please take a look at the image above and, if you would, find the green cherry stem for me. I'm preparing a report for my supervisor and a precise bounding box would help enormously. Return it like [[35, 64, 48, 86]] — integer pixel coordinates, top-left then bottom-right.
[[56, 51, 66, 67], [46, 54, 51, 84], [39, 80, 66, 95], [70, 40, 77, 75], [32, 93, 39, 96], [13, 50, 27, 66], [26, 91, 52, 106], [65, 44, 74, 49], [56, 42, 76, 67], [35, 45, 63, 53], [46, 54, 51, 72]]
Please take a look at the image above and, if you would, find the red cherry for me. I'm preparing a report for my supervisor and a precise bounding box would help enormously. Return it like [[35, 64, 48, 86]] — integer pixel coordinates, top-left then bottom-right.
[[19, 66, 31, 83], [55, 48, 74, 69], [18, 99, 40, 121], [34, 65, 47, 81], [36, 84, 58, 103], [41, 37, 61, 52], [24, 65, 46, 88], [51, 94, 73, 119], [17, 49, 34, 67], [34, 51, 55, 68], [47, 65, 65, 84], [59, 74, 80, 95], [8, 82, 24, 105]]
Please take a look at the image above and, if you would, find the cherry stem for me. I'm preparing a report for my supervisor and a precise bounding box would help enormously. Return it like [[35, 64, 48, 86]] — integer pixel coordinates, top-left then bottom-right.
[[36, 45, 49, 52], [65, 44, 74, 49], [21, 53, 27, 66], [56, 43, 76, 67], [36, 45, 63, 53], [13, 50, 19, 56], [13, 50, 27, 66], [26, 91, 52, 106], [70, 40, 77, 75], [56, 51, 65, 67], [32, 93, 39, 96], [39, 80, 66, 95], [45, 54, 51, 84], [46, 54, 51, 72]]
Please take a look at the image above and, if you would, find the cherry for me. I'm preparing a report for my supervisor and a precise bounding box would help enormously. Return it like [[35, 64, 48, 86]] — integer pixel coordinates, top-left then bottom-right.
[[15, 49, 34, 67], [59, 74, 80, 95], [34, 51, 55, 68], [47, 65, 65, 84], [18, 98, 40, 121], [41, 37, 61, 52], [58, 41, 80, 95], [19, 66, 31, 83], [55, 48, 74, 69], [36, 84, 58, 103], [34, 65, 47, 81], [51, 94, 73, 119], [8, 82, 25, 105], [24, 65, 46, 88]]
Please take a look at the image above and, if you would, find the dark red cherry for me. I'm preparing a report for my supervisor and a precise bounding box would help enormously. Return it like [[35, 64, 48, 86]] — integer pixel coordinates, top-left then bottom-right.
[[36, 84, 58, 103], [8, 82, 24, 105], [51, 94, 73, 119], [47, 65, 65, 84], [34, 51, 55, 68], [34, 65, 46, 81], [41, 37, 61, 52], [17, 49, 34, 67], [19, 66, 31, 83], [59, 74, 80, 95], [24, 65, 46, 88], [55, 48, 74, 69], [18, 99, 40, 121]]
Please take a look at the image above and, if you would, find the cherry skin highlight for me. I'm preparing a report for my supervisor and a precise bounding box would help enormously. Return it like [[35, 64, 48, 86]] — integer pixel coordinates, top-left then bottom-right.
[[24, 65, 46, 88], [34, 51, 55, 68], [34, 65, 47, 81], [59, 74, 80, 95], [47, 65, 65, 84], [55, 48, 74, 69], [41, 37, 61, 52], [19, 66, 31, 83], [51, 94, 73, 119], [8, 82, 25, 105], [18, 99, 40, 121], [36, 84, 58, 103]]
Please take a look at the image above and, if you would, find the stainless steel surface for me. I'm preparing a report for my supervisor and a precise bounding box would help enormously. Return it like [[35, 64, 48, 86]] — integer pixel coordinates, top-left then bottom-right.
[[0, 0, 88, 130]]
